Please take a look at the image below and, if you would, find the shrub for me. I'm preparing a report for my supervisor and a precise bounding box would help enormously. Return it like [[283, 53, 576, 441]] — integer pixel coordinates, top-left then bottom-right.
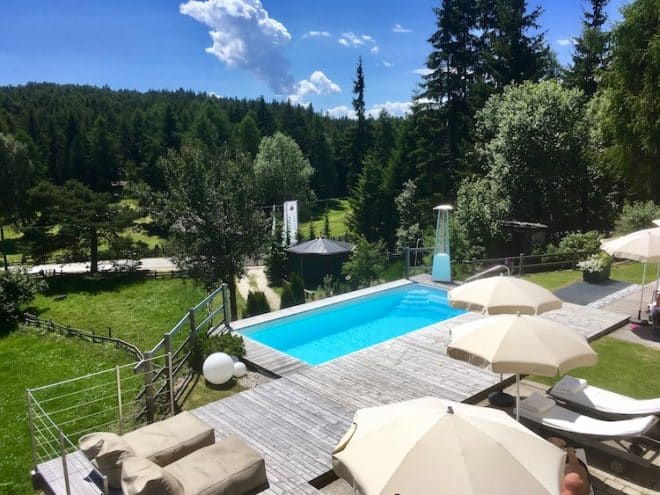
[[289, 272, 305, 304], [188, 331, 245, 373], [246, 291, 271, 317], [342, 237, 387, 289], [614, 201, 660, 235], [280, 282, 297, 309], [0, 271, 46, 332], [556, 231, 601, 253]]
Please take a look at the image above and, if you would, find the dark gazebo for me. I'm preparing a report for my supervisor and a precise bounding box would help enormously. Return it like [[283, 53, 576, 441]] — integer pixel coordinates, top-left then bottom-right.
[[286, 238, 354, 288]]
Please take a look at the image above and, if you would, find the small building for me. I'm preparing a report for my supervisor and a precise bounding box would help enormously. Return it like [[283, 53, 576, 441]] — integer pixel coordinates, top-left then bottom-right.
[[500, 220, 549, 255], [286, 238, 354, 288]]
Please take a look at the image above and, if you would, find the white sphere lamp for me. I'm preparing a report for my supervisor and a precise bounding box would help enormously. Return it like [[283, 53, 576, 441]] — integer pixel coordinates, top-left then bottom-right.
[[202, 352, 234, 385], [233, 361, 247, 378]]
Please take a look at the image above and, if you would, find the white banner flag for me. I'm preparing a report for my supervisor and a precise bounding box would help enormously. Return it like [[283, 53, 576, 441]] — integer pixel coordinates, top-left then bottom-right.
[[283, 200, 298, 245]]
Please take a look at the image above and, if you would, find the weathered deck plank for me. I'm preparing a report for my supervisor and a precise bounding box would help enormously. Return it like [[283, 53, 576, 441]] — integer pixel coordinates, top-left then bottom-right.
[[242, 337, 310, 377]]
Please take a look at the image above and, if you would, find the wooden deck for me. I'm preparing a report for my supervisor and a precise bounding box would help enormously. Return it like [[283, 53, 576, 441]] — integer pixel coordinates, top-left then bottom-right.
[[35, 290, 629, 495]]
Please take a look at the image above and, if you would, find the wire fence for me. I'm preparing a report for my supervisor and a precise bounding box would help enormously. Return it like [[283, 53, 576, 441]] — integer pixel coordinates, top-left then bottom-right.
[[26, 283, 230, 495]]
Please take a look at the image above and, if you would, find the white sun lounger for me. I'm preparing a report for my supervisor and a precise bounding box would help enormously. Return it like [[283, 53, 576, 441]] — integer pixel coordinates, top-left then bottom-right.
[[520, 393, 657, 439], [549, 376, 660, 419]]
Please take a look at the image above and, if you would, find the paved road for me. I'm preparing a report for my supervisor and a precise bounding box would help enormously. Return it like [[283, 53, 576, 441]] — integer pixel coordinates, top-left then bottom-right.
[[237, 266, 281, 310], [18, 257, 178, 274]]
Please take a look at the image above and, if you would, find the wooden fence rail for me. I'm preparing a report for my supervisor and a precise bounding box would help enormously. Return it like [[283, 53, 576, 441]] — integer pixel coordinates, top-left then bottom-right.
[[23, 313, 143, 361]]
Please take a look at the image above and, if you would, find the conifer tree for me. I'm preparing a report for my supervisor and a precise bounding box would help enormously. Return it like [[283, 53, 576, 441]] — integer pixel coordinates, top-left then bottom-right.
[[565, 0, 610, 97], [323, 210, 331, 238], [349, 57, 370, 185]]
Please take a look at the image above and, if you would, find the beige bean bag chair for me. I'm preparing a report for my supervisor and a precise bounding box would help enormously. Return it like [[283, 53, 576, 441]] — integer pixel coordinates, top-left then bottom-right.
[[79, 411, 215, 487], [121, 436, 268, 495]]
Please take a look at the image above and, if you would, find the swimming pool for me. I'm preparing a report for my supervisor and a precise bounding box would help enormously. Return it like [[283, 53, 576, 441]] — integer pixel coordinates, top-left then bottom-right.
[[239, 283, 464, 365]]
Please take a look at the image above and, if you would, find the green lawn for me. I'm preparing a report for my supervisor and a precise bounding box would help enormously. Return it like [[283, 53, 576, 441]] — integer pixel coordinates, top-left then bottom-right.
[[181, 376, 245, 411], [531, 337, 660, 399], [299, 198, 350, 238], [0, 328, 130, 494], [30, 273, 208, 350], [523, 261, 648, 291]]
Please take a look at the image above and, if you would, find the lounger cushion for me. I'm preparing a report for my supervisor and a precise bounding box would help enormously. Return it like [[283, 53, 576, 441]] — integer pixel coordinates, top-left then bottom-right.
[[121, 455, 184, 495], [520, 392, 555, 415], [79, 411, 215, 488], [166, 436, 268, 495], [79, 432, 135, 487], [553, 376, 587, 395], [123, 411, 215, 467]]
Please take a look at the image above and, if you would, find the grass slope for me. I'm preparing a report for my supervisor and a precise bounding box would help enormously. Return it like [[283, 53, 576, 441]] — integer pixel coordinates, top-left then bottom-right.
[[0, 328, 130, 494], [299, 198, 349, 238], [30, 273, 207, 351], [531, 337, 660, 399]]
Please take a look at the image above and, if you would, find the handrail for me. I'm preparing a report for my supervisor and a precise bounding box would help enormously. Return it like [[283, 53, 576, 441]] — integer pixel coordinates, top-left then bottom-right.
[[464, 264, 510, 282]]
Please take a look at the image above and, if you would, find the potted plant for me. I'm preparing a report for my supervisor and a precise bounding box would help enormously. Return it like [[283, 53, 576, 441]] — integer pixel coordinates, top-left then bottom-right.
[[577, 252, 612, 283]]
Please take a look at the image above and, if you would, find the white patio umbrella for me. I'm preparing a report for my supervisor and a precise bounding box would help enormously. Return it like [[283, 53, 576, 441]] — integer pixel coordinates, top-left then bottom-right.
[[332, 397, 566, 495], [448, 275, 562, 315], [448, 276, 563, 404], [447, 314, 598, 420], [653, 219, 660, 227], [600, 227, 660, 320]]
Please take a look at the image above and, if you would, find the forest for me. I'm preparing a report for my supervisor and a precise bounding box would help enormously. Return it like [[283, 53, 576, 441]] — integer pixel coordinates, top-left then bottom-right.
[[0, 0, 658, 277]]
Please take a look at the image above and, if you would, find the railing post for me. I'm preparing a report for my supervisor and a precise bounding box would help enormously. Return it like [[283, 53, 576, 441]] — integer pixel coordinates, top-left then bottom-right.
[[188, 308, 197, 335], [404, 248, 410, 279], [142, 352, 155, 424], [167, 351, 175, 416], [59, 429, 72, 495], [519, 253, 524, 276], [221, 283, 230, 325], [164, 334, 175, 416], [115, 366, 123, 434], [26, 390, 38, 472]]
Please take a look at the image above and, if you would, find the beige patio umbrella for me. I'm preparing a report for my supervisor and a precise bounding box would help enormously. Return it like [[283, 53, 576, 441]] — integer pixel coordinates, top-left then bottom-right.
[[448, 275, 562, 315], [447, 314, 598, 420], [600, 227, 660, 320], [653, 219, 660, 227], [333, 397, 566, 495]]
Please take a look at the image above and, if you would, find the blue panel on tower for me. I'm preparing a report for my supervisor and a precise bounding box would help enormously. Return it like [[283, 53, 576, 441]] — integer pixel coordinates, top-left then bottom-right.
[[431, 253, 451, 282]]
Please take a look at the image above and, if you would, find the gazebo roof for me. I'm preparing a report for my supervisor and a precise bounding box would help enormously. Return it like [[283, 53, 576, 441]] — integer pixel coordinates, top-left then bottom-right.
[[286, 238, 354, 255]]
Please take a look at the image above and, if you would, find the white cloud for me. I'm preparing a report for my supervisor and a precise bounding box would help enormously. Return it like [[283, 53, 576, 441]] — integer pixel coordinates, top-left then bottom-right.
[[367, 100, 412, 118], [338, 31, 377, 51], [303, 30, 331, 39], [180, 0, 294, 94], [382, 60, 393, 68], [207, 91, 222, 98], [289, 70, 341, 105], [339, 32, 364, 46], [413, 67, 433, 76], [326, 101, 413, 119], [392, 23, 412, 33], [556, 38, 573, 46], [325, 105, 356, 119]]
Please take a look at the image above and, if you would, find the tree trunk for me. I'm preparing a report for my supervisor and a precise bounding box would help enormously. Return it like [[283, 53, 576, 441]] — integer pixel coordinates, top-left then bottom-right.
[[228, 275, 239, 321], [90, 229, 99, 273], [0, 224, 8, 271]]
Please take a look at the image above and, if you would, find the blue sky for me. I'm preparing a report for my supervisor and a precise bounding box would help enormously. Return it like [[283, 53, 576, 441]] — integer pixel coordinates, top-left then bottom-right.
[[0, 0, 627, 117]]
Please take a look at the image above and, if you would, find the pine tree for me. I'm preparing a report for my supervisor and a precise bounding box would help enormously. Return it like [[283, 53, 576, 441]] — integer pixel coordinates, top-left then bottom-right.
[[323, 209, 331, 238], [480, 0, 556, 89], [416, 0, 481, 202], [349, 57, 370, 185], [565, 0, 610, 97], [308, 221, 316, 239]]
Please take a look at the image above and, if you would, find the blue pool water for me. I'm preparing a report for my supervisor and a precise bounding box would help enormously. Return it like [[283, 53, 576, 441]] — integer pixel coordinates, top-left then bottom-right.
[[241, 284, 465, 365]]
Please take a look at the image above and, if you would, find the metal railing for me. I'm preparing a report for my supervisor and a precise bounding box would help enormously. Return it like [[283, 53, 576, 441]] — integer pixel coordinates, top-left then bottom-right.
[[26, 283, 231, 494], [404, 248, 598, 280]]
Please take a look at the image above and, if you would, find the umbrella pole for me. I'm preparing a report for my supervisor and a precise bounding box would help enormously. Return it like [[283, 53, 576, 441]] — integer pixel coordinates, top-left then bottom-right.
[[638, 262, 647, 320], [516, 374, 520, 422]]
